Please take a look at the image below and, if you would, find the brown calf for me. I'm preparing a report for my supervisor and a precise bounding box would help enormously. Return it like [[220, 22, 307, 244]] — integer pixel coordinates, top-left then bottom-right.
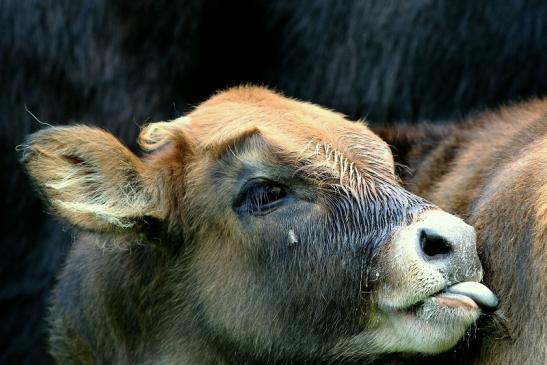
[[22, 87, 497, 364], [376, 99, 547, 364]]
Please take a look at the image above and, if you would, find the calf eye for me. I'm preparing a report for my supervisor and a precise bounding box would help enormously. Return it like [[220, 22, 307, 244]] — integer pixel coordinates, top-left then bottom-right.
[[234, 179, 288, 215]]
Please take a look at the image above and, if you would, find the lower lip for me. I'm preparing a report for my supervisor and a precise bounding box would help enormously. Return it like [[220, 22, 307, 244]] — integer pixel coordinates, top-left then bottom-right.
[[433, 293, 478, 310]]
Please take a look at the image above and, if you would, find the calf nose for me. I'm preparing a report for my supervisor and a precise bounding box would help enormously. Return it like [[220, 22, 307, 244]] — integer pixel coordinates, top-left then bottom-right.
[[413, 210, 482, 282], [419, 228, 453, 259]]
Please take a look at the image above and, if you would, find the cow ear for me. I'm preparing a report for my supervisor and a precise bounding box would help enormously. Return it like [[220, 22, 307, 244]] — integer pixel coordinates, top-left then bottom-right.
[[21, 126, 164, 234]]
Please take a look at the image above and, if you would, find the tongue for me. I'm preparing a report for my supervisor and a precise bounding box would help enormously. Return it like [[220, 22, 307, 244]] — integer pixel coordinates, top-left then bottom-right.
[[445, 282, 499, 310]]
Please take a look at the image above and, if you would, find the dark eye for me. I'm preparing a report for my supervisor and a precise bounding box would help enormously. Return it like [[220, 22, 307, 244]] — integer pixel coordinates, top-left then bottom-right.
[[234, 179, 289, 215]]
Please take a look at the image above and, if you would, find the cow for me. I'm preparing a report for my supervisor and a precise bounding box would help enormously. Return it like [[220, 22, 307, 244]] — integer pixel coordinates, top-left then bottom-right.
[[375, 99, 547, 364], [21, 86, 497, 364]]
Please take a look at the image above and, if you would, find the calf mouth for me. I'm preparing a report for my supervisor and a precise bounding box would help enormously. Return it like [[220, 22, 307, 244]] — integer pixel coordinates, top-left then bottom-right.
[[345, 279, 499, 357]]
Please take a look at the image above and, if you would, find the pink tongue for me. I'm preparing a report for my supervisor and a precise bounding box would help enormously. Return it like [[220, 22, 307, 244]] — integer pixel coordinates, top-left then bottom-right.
[[435, 294, 478, 310], [445, 282, 499, 310]]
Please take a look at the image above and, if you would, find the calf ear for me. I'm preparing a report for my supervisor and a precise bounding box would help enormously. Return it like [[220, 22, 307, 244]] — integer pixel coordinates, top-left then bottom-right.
[[21, 126, 164, 233]]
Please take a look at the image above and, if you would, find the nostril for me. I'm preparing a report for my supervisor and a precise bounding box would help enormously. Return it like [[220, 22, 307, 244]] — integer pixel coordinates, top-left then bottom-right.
[[419, 229, 453, 259]]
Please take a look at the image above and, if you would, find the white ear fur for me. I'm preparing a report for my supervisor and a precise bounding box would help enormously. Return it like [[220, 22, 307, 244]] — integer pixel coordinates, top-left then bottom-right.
[[22, 126, 163, 233]]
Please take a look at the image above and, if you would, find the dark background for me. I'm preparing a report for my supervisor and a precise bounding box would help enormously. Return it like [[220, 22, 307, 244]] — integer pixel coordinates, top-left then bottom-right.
[[1, 1, 547, 363]]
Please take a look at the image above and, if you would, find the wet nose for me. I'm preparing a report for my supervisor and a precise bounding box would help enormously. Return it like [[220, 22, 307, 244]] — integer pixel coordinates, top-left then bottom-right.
[[413, 210, 482, 281]]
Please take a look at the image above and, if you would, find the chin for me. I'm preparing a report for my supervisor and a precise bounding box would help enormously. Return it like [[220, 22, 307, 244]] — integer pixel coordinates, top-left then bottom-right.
[[383, 297, 481, 354]]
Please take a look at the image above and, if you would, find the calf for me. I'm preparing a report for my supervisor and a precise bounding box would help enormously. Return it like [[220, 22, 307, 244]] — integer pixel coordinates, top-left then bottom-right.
[[376, 99, 547, 364], [22, 87, 497, 364]]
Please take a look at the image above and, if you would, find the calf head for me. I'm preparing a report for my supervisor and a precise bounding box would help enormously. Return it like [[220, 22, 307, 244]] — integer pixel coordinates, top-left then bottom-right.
[[22, 87, 496, 363]]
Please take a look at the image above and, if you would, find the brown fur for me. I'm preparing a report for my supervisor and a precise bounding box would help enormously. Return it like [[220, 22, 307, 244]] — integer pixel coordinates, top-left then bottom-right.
[[375, 99, 547, 364]]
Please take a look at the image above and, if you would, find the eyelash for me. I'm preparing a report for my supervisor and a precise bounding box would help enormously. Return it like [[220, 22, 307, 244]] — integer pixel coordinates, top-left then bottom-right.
[[234, 180, 288, 215]]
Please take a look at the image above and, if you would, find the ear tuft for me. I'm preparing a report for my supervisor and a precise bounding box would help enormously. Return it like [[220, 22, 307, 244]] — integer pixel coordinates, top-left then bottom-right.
[[138, 116, 191, 151]]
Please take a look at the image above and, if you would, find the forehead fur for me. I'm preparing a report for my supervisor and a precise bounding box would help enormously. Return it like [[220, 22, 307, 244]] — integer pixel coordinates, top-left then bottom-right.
[[139, 86, 394, 181]]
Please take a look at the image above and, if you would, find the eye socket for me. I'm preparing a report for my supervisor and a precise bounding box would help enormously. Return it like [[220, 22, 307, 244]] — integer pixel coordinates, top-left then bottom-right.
[[234, 179, 289, 215]]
